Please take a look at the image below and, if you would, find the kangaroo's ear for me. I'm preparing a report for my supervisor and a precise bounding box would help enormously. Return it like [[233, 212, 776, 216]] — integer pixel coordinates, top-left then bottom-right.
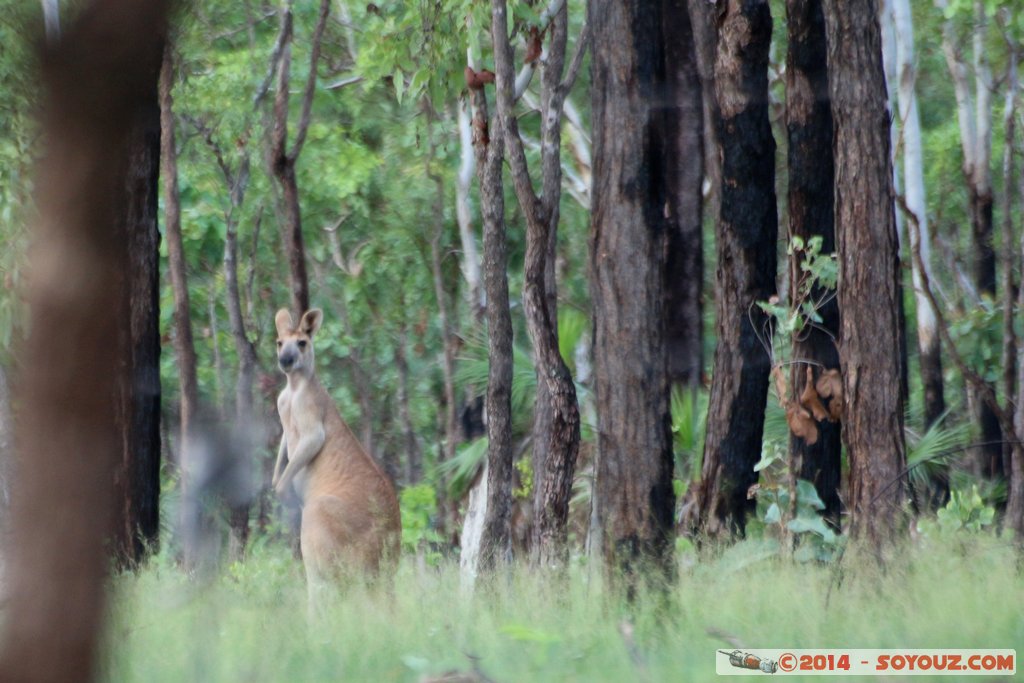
[[275, 308, 294, 337], [301, 308, 323, 337]]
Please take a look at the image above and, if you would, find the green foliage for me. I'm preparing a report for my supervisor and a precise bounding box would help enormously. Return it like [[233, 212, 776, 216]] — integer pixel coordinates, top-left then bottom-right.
[[757, 235, 837, 343], [905, 414, 969, 490], [947, 298, 1003, 384], [671, 386, 707, 482], [440, 436, 488, 500], [935, 485, 996, 533], [514, 456, 533, 500], [399, 483, 443, 557]]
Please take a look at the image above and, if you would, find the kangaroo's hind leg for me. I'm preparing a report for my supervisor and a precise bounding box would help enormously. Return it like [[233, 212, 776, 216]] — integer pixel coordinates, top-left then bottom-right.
[[300, 495, 360, 618]]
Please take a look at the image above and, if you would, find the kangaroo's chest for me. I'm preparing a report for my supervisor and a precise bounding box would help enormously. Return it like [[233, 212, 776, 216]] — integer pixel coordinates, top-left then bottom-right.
[[278, 386, 326, 499]]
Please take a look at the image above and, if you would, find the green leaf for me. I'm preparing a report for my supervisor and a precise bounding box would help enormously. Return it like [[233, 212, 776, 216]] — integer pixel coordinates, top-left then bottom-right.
[[764, 502, 781, 524], [796, 479, 826, 511]]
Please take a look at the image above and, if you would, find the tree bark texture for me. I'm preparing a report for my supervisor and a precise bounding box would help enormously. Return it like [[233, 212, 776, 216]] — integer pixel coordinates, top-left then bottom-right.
[[159, 45, 199, 489], [663, 0, 704, 388], [785, 0, 840, 523], [971, 179, 1002, 481], [823, 0, 908, 541], [0, 2, 168, 680], [687, 0, 722, 227], [589, 0, 675, 579], [111, 33, 164, 569], [490, 0, 582, 567], [1011, 212, 1024, 535], [696, 0, 777, 537], [998, 48, 1017, 492], [269, 0, 330, 318], [471, 79, 514, 571], [427, 116, 456, 523], [223, 176, 257, 558]]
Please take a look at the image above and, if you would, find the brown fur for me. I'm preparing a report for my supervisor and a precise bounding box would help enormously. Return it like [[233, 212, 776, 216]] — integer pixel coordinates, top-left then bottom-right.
[[273, 308, 400, 601]]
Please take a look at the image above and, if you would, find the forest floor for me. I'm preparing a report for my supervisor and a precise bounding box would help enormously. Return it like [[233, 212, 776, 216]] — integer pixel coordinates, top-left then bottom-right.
[[104, 532, 1022, 682]]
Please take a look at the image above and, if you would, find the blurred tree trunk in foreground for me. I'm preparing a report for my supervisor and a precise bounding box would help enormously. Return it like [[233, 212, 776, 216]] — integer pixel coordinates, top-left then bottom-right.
[[0, 1, 169, 680], [823, 0, 908, 542], [589, 0, 675, 585]]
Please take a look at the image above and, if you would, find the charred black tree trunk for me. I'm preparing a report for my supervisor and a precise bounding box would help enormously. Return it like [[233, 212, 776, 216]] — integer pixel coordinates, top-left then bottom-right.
[[785, 0, 841, 523], [589, 0, 676, 583], [824, 0, 908, 542], [663, 0, 704, 388], [111, 38, 164, 569], [696, 0, 777, 538]]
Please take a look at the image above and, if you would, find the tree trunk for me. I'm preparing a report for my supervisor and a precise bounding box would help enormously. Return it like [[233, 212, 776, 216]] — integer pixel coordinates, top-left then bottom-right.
[[998, 46, 1018, 494], [785, 0, 841, 523], [269, 0, 330, 317], [394, 324, 422, 485], [890, 0, 945, 436], [823, 0, 908, 542], [488, 1, 582, 568], [0, 3, 168, 680], [939, 0, 1001, 482], [455, 98, 485, 318], [659, 0, 708, 389], [160, 45, 203, 558], [159, 45, 199, 482], [110, 35, 163, 569], [1011, 182, 1024, 534], [471, 74, 514, 573], [426, 111, 457, 527], [589, 0, 675, 582], [223, 173, 257, 559], [696, 0, 777, 537], [663, 0, 704, 388]]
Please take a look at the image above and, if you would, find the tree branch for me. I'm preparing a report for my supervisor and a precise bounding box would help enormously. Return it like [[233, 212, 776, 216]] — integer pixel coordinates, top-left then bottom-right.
[[253, 3, 292, 108], [288, 0, 331, 162], [512, 0, 568, 101], [901, 195, 1018, 442], [557, 21, 589, 97]]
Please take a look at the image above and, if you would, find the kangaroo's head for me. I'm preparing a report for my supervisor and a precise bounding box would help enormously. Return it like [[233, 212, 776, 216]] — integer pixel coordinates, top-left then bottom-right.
[[275, 308, 323, 376]]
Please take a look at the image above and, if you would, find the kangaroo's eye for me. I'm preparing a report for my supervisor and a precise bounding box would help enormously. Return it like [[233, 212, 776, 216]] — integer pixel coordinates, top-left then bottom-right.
[[298, 340, 307, 349], [276, 340, 282, 348]]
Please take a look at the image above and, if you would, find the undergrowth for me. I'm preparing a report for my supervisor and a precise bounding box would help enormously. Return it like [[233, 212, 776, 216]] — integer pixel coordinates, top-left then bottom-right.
[[103, 531, 1022, 682]]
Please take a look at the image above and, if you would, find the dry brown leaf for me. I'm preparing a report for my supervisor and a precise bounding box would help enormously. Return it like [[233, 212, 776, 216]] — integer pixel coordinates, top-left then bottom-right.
[[828, 384, 843, 422], [524, 26, 543, 64], [815, 368, 842, 399], [786, 403, 819, 445], [800, 366, 829, 422]]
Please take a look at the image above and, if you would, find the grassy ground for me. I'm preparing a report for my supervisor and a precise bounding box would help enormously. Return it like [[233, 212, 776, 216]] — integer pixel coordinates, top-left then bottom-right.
[[103, 533, 1022, 682]]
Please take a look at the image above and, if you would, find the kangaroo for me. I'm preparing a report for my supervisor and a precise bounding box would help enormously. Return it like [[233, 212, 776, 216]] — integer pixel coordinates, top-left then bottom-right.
[[273, 308, 401, 602]]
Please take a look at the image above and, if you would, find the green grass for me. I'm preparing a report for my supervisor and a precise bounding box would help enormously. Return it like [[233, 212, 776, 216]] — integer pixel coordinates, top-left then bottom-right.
[[103, 533, 1023, 682]]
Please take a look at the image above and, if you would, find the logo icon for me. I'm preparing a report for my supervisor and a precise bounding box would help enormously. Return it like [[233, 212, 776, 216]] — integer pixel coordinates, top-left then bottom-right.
[[720, 650, 779, 674]]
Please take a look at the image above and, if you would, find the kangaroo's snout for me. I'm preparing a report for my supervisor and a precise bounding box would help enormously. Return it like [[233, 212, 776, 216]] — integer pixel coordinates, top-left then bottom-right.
[[278, 350, 297, 371]]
